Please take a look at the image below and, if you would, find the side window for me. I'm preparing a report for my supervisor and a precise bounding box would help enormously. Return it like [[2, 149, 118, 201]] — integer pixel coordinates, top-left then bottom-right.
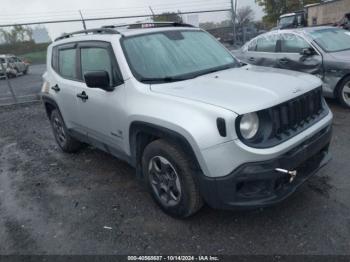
[[80, 47, 113, 85], [281, 34, 311, 53], [58, 48, 77, 79], [256, 35, 278, 52], [52, 47, 59, 72], [247, 39, 257, 52]]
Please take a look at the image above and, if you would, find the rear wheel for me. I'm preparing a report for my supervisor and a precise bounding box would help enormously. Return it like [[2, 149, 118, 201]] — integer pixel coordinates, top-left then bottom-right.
[[337, 76, 350, 108], [50, 109, 84, 153], [142, 139, 203, 218], [12, 68, 18, 78]]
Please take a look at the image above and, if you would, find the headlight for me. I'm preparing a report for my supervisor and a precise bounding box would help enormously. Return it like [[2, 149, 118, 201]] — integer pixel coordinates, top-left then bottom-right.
[[239, 112, 259, 140]]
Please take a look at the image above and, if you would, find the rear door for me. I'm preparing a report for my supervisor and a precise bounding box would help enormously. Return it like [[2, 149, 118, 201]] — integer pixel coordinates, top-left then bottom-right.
[[50, 43, 81, 131], [239, 33, 279, 67], [276, 33, 323, 75]]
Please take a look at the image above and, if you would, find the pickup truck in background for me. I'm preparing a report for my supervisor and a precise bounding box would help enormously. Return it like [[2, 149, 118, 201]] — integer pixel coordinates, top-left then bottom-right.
[[277, 0, 350, 30]]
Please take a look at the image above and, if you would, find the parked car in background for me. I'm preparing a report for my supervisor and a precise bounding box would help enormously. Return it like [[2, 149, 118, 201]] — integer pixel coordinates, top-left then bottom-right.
[[0, 54, 29, 78], [233, 27, 350, 108]]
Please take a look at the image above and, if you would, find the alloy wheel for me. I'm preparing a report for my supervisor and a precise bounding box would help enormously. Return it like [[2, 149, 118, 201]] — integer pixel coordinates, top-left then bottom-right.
[[148, 156, 182, 207], [342, 81, 350, 106], [52, 116, 66, 146]]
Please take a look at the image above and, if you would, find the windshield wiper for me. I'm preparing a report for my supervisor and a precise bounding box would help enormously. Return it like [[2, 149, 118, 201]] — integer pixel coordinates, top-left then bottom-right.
[[191, 64, 236, 79], [139, 76, 189, 83], [139, 64, 237, 83]]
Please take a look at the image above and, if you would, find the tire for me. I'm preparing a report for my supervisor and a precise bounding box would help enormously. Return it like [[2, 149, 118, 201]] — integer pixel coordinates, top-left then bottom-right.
[[12, 68, 18, 78], [142, 139, 203, 218], [23, 68, 28, 75], [337, 76, 350, 109], [50, 109, 84, 153]]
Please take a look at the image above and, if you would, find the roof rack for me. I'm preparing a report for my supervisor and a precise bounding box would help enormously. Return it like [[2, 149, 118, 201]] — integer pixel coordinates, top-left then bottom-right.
[[55, 28, 119, 42], [102, 22, 195, 29]]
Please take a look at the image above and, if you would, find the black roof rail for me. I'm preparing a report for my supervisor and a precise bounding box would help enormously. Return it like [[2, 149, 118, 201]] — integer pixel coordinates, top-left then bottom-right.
[[55, 28, 119, 42], [102, 22, 196, 29]]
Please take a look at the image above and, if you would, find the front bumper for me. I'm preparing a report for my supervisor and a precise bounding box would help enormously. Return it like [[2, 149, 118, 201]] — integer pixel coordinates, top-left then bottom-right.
[[199, 124, 332, 210]]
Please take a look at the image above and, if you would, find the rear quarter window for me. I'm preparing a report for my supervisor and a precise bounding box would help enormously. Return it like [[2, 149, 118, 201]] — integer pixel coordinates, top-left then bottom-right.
[[256, 34, 278, 52]]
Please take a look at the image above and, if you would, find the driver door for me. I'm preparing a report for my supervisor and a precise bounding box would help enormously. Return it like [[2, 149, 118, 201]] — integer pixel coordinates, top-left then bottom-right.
[[75, 41, 126, 152], [275, 33, 323, 76]]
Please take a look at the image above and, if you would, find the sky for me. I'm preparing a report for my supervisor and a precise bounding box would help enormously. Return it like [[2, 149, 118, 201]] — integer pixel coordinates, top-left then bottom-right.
[[0, 0, 264, 40]]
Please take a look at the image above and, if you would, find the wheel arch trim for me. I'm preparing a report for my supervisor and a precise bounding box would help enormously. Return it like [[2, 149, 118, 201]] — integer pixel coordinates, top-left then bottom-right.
[[41, 95, 60, 118], [128, 120, 209, 177]]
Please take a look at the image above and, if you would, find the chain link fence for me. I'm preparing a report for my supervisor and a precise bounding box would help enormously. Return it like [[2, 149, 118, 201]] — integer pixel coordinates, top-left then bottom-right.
[[0, 9, 263, 106]]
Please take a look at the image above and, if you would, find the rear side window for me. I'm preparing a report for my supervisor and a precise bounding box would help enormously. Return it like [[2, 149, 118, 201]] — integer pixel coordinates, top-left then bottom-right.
[[81, 47, 112, 84], [58, 49, 77, 79], [281, 34, 310, 53], [247, 39, 257, 51], [256, 35, 278, 52]]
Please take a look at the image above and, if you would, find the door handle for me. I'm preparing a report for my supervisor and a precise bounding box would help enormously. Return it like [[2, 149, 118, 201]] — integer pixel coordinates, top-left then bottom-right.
[[77, 91, 88, 101], [51, 84, 60, 92], [279, 58, 289, 64]]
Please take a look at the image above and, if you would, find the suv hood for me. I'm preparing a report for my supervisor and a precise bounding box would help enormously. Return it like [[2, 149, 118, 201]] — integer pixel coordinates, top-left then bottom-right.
[[150, 65, 322, 115]]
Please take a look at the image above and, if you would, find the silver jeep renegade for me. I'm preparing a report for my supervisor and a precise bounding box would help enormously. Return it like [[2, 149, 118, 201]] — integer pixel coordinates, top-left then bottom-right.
[[41, 23, 333, 218]]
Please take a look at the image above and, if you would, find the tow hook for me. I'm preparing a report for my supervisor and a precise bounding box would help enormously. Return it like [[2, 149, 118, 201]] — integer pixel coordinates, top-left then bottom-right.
[[275, 168, 298, 183]]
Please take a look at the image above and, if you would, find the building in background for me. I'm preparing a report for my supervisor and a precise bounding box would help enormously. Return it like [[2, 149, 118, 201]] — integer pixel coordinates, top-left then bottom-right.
[[277, 0, 350, 29]]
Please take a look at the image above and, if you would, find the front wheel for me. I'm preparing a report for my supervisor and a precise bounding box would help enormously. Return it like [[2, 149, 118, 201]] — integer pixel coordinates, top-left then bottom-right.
[[142, 139, 203, 218], [337, 76, 350, 109]]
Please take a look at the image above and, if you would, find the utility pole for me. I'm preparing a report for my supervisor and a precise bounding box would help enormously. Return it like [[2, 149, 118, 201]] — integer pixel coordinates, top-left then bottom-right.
[[149, 6, 156, 21], [79, 10, 87, 30], [231, 0, 237, 45]]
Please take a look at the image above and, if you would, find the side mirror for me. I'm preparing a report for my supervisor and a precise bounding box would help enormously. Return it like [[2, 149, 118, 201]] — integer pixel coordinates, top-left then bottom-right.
[[300, 48, 316, 56], [84, 71, 113, 91]]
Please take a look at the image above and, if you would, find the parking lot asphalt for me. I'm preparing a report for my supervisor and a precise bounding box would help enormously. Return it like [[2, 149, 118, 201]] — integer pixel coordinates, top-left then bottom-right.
[[0, 64, 45, 105], [0, 100, 349, 255]]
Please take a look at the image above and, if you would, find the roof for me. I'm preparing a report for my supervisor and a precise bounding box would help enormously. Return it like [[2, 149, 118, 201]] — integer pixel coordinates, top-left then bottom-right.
[[120, 26, 200, 37], [54, 22, 199, 42], [0, 54, 15, 58], [288, 25, 337, 34], [269, 25, 336, 34]]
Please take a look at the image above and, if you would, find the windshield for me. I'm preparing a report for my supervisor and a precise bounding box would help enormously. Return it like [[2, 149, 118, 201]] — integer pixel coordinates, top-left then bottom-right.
[[279, 16, 295, 27], [121, 30, 238, 83], [309, 28, 350, 52]]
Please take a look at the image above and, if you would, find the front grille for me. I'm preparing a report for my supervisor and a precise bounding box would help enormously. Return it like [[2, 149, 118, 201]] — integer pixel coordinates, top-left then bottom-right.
[[239, 86, 328, 149], [268, 87, 324, 140]]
